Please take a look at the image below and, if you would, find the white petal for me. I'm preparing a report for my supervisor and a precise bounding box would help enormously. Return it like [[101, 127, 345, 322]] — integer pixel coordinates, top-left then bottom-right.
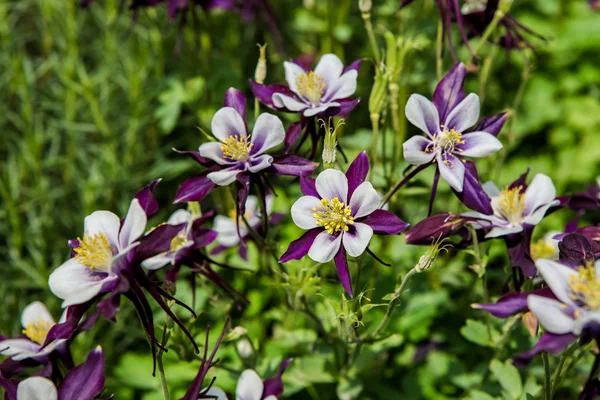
[[523, 200, 560, 226], [207, 166, 244, 186], [272, 93, 308, 112], [48, 258, 112, 308], [236, 369, 264, 400], [524, 174, 556, 216], [403, 135, 435, 165], [482, 181, 501, 197], [324, 70, 357, 102], [527, 295, 575, 335], [405, 94, 440, 137], [21, 302, 55, 328], [308, 231, 343, 263], [247, 154, 273, 173], [204, 387, 228, 400], [141, 253, 173, 270], [265, 194, 274, 217], [0, 339, 41, 359], [119, 198, 147, 250], [437, 153, 465, 192], [349, 182, 381, 219], [314, 54, 344, 87], [33, 339, 67, 360], [263, 397, 278, 400], [211, 107, 247, 142], [83, 210, 120, 249], [573, 311, 600, 336], [484, 225, 523, 238], [459, 131, 503, 157], [291, 196, 322, 230], [214, 215, 242, 247], [444, 93, 480, 132], [251, 113, 285, 155], [343, 223, 374, 257], [198, 142, 236, 165], [536, 259, 578, 305], [315, 169, 348, 203], [302, 103, 339, 117], [245, 196, 259, 218], [283, 61, 307, 97], [17, 377, 58, 400], [167, 209, 193, 225]]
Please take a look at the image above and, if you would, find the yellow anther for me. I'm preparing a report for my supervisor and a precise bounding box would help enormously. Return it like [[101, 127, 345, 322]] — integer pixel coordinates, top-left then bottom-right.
[[169, 234, 188, 252], [313, 197, 354, 234], [221, 135, 253, 162], [22, 320, 53, 345], [497, 186, 526, 225], [569, 264, 600, 311], [434, 127, 465, 154], [74, 233, 114, 272], [531, 238, 557, 261], [296, 71, 325, 105]]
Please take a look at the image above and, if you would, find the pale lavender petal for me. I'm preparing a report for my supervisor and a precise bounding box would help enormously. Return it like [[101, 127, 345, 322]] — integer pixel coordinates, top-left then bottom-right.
[[207, 166, 244, 186], [485, 225, 523, 238], [308, 231, 343, 263], [250, 113, 285, 154], [198, 142, 235, 165], [523, 200, 560, 226], [167, 209, 192, 225], [236, 369, 264, 400], [247, 154, 273, 173], [342, 223, 373, 257], [303, 103, 339, 117], [323, 70, 357, 102], [314, 53, 344, 87], [48, 258, 113, 308], [17, 377, 58, 400], [291, 196, 322, 229], [437, 153, 465, 192], [459, 131, 503, 157], [118, 198, 147, 250], [349, 182, 381, 219], [315, 169, 348, 203], [482, 181, 501, 197], [444, 93, 480, 132], [527, 296, 575, 334], [403, 135, 435, 165], [214, 215, 242, 247], [83, 211, 120, 249], [211, 107, 247, 141], [536, 259, 578, 305], [405, 94, 440, 137], [21, 301, 55, 328], [523, 174, 556, 216], [360, 209, 409, 235], [283, 61, 307, 97], [141, 253, 173, 270], [272, 93, 308, 112], [250, 80, 295, 109]]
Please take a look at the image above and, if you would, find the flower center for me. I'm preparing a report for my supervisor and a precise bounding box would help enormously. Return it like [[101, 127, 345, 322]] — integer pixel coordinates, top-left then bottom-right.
[[531, 238, 557, 261], [312, 197, 354, 235], [169, 234, 188, 252], [22, 320, 53, 345], [74, 233, 114, 272], [568, 264, 600, 311], [496, 186, 526, 225], [296, 71, 325, 106], [221, 135, 253, 162], [432, 127, 465, 155]]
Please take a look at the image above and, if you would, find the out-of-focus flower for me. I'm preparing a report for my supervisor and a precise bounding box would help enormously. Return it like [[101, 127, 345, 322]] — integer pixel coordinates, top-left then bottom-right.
[[403, 63, 503, 192], [281, 152, 408, 296], [530, 231, 560, 261], [251, 53, 361, 118]]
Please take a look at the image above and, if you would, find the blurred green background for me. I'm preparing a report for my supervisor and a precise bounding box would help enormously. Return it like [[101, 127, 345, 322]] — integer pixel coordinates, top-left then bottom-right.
[[1, 0, 600, 398]]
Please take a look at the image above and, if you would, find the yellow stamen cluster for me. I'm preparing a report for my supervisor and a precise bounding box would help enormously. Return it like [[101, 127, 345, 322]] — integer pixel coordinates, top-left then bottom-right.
[[433, 127, 465, 154], [74, 233, 113, 272], [569, 264, 600, 311], [221, 135, 253, 162], [22, 320, 53, 345], [296, 71, 325, 105], [169, 234, 188, 252], [497, 186, 526, 225], [313, 197, 354, 234], [531, 239, 557, 261]]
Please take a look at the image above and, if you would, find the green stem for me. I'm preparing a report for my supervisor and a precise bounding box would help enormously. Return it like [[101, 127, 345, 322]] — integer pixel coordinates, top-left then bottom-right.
[[550, 344, 577, 398], [361, 11, 380, 63], [435, 20, 443, 80], [157, 355, 171, 400], [369, 113, 380, 178], [254, 98, 260, 120], [542, 351, 551, 400], [469, 7, 507, 62]]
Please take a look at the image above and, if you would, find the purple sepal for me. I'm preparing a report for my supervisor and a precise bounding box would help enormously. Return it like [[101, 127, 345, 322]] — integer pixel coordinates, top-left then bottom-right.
[[97, 294, 122, 322], [559, 233, 597, 264], [405, 213, 470, 245], [58, 346, 105, 400], [236, 174, 251, 217], [329, 98, 360, 118], [334, 247, 353, 297], [514, 333, 577, 366], [0, 372, 18, 400], [174, 175, 217, 204], [204, 0, 235, 10], [284, 121, 304, 153], [433, 63, 466, 121], [250, 80, 296, 111], [224, 87, 247, 123], [300, 176, 318, 197], [343, 59, 363, 74], [505, 226, 536, 278], [345, 151, 369, 199], [269, 155, 319, 177], [136, 223, 186, 261], [568, 184, 600, 211], [262, 359, 292, 398], [509, 169, 529, 190], [173, 149, 214, 167], [473, 287, 555, 318], [361, 210, 409, 235], [135, 179, 162, 218], [452, 161, 493, 215], [474, 112, 508, 137], [44, 301, 95, 345], [280, 229, 320, 263]]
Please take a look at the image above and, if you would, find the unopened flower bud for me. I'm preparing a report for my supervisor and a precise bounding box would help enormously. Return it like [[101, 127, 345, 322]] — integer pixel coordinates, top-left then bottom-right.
[[368, 68, 387, 115], [225, 325, 247, 341], [415, 236, 451, 272], [236, 337, 254, 359], [254, 43, 268, 84], [359, 0, 372, 13]]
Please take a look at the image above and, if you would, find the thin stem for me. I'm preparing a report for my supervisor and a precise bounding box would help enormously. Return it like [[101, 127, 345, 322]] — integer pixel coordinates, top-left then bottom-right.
[[382, 163, 430, 206], [436, 20, 443, 80], [369, 113, 380, 178], [469, 7, 507, 63], [157, 305, 172, 400], [361, 10, 380, 63], [542, 351, 551, 400], [550, 344, 577, 398]]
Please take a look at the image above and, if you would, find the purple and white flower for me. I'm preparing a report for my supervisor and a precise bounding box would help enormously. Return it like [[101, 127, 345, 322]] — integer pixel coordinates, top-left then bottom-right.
[[213, 195, 273, 249], [465, 174, 560, 238], [0, 302, 66, 361], [48, 198, 147, 308], [403, 63, 503, 192], [281, 152, 408, 296], [251, 54, 360, 118]]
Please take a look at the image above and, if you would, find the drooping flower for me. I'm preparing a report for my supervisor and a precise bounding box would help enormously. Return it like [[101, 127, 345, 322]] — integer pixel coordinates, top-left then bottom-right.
[[280, 152, 408, 296], [251, 53, 361, 118], [403, 63, 503, 192]]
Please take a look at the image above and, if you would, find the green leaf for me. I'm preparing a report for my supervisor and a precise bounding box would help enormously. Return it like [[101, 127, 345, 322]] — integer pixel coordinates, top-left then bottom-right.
[[460, 320, 500, 347], [467, 390, 498, 400], [490, 359, 523, 399]]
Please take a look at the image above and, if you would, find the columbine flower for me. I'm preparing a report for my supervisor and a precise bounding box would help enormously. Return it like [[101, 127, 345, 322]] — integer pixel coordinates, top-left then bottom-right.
[[0, 346, 105, 400], [465, 173, 560, 238], [530, 231, 560, 261], [280, 152, 408, 296], [48, 198, 147, 307], [403, 63, 503, 192], [0, 302, 66, 361], [251, 53, 360, 118]]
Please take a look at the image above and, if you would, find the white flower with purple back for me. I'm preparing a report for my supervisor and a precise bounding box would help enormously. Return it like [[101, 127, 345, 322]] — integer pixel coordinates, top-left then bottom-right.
[[199, 107, 285, 186], [141, 209, 195, 270], [213, 194, 273, 248]]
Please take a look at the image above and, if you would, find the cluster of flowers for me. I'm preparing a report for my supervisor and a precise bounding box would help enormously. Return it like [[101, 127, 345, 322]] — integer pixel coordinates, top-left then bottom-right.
[[2, 45, 599, 398]]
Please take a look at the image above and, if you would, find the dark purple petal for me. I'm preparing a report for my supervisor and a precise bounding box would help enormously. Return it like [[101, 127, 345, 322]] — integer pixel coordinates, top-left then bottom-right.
[[250, 80, 297, 111], [204, 0, 235, 10], [433, 63, 467, 122], [0, 373, 18, 400], [269, 155, 319, 177], [473, 112, 508, 137], [135, 179, 162, 218], [173, 149, 214, 167], [224, 87, 247, 122], [325, 98, 360, 118], [514, 333, 577, 366], [136, 224, 186, 261], [505, 226, 536, 278], [334, 247, 353, 297], [280, 229, 321, 263], [452, 161, 493, 215], [343, 59, 363, 74], [284, 121, 304, 153], [300, 176, 319, 197], [97, 294, 121, 322], [174, 175, 217, 204], [405, 213, 470, 245], [559, 233, 596, 264], [236, 174, 251, 216], [262, 359, 292, 398], [58, 346, 105, 400], [44, 301, 95, 345], [360, 209, 409, 235], [509, 169, 529, 191], [192, 229, 218, 248], [210, 244, 228, 255], [472, 288, 556, 318], [345, 151, 369, 199]]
